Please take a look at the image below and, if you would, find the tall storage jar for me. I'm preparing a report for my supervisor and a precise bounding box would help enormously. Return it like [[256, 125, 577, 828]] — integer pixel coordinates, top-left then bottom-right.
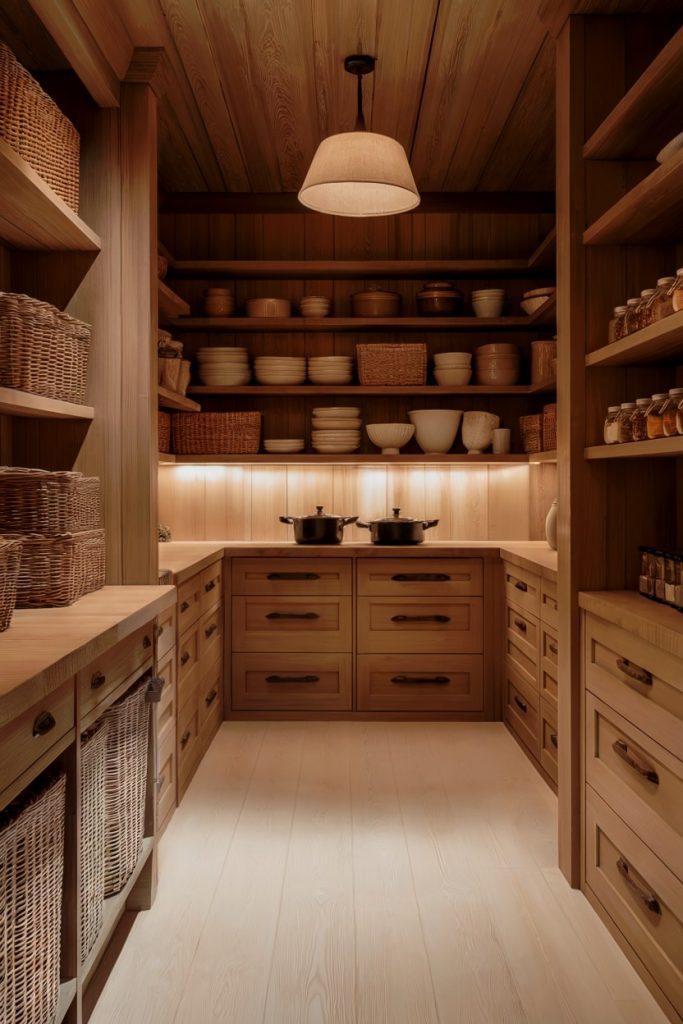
[[661, 388, 683, 436], [646, 393, 669, 439]]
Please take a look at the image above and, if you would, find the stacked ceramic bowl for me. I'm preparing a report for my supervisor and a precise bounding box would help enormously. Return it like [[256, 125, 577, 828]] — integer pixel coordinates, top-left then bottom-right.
[[299, 295, 331, 318], [475, 343, 520, 385], [433, 351, 472, 386], [203, 288, 234, 317], [263, 438, 305, 454], [308, 355, 353, 385], [196, 347, 250, 386], [311, 407, 362, 453], [254, 355, 306, 385], [471, 288, 505, 318]]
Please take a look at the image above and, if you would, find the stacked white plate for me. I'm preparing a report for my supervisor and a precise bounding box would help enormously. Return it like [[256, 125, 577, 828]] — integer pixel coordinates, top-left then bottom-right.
[[311, 406, 361, 453], [308, 355, 354, 385], [254, 356, 306, 385], [263, 438, 305, 453], [197, 346, 250, 386]]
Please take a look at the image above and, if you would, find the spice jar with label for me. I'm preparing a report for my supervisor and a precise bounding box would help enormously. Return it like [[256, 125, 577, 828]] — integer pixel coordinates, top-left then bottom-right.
[[616, 402, 636, 443], [657, 267, 683, 320], [630, 398, 651, 441], [635, 289, 656, 332], [622, 297, 641, 336], [639, 546, 656, 599], [603, 405, 621, 444], [677, 392, 683, 436], [609, 305, 628, 343], [654, 550, 667, 602], [665, 553, 677, 606], [661, 387, 683, 436], [675, 556, 683, 611], [648, 276, 676, 324], [646, 393, 669, 439]]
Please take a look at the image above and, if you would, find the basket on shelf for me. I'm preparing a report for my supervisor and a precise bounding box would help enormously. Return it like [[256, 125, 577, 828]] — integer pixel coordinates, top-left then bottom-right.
[[543, 403, 557, 451], [10, 528, 105, 607], [80, 722, 108, 963], [0, 292, 91, 404], [178, 359, 191, 397], [0, 537, 21, 631], [0, 42, 80, 211], [0, 770, 66, 1024], [519, 413, 543, 454], [0, 468, 101, 534], [158, 355, 181, 391], [102, 680, 150, 895], [158, 411, 171, 453], [356, 343, 427, 386], [172, 411, 261, 455]]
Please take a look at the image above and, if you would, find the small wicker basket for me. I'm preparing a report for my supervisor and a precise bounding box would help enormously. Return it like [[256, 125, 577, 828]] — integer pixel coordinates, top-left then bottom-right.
[[172, 411, 261, 455], [80, 722, 108, 963], [0, 537, 21, 631], [0, 468, 101, 535], [356, 343, 427, 386], [158, 411, 171, 453], [520, 413, 543, 454], [11, 529, 105, 608], [543, 403, 557, 451]]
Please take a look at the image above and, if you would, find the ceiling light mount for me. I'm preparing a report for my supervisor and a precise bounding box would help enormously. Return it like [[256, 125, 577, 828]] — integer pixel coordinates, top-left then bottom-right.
[[344, 54, 375, 132]]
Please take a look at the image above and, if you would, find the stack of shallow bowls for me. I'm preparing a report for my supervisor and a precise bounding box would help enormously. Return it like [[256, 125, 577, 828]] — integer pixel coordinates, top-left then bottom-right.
[[254, 355, 306, 385], [197, 347, 250, 386], [475, 343, 520, 385], [299, 295, 331, 318], [311, 407, 362, 453], [471, 288, 505, 318], [521, 286, 555, 316], [263, 438, 305, 454], [433, 351, 472, 386], [203, 288, 234, 317], [308, 355, 353, 385]]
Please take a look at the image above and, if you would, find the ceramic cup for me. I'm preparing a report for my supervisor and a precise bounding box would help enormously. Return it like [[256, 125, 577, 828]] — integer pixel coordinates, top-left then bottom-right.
[[492, 428, 511, 454]]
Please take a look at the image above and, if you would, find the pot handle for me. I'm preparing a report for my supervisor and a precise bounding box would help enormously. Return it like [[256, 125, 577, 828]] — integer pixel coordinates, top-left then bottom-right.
[[341, 516, 359, 526], [356, 520, 371, 530], [279, 516, 295, 524], [422, 519, 439, 530]]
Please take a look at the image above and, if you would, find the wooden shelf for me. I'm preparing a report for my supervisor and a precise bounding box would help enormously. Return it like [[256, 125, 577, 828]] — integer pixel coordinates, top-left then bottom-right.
[[0, 138, 101, 251], [586, 309, 683, 367], [158, 387, 201, 412], [158, 279, 190, 320], [159, 451, 176, 463], [188, 381, 556, 397], [169, 257, 542, 279], [583, 27, 683, 160], [0, 387, 95, 420], [167, 314, 552, 333], [529, 450, 558, 463], [528, 228, 556, 270], [585, 436, 683, 460], [56, 979, 77, 1024], [583, 149, 683, 245], [170, 453, 530, 465], [526, 294, 556, 326]]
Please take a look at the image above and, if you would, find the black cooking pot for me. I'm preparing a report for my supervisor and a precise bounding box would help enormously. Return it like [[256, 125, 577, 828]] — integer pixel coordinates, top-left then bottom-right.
[[279, 505, 358, 545], [357, 507, 439, 545]]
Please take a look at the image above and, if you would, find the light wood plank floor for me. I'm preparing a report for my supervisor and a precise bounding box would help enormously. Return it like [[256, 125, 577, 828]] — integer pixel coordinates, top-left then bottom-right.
[[91, 722, 668, 1024]]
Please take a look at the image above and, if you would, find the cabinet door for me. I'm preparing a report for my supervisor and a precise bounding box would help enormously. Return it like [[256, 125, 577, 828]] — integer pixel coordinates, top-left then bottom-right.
[[177, 622, 201, 711], [357, 654, 483, 712], [199, 605, 223, 670], [200, 560, 223, 614], [357, 596, 483, 654], [232, 595, 352, 653], [357, 558, 483, 596], [504, 562, 541, 617], [232, 558, 351, 596], [539, 697, 558, 785], [232, 652, 352, 711], [177, 573, 202, 633], [504, 662, 539, 758]]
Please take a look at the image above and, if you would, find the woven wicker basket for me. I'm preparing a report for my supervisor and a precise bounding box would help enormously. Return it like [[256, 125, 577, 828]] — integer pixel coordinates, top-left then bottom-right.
[[11, 529, 105, 608], [0, 292, 91, 404], [0, 468, 101, 535], [172, 411, 261, 455], [0, 770, 66, 1024], [158, 411, 171, 453], [80, 722, 108, 963], [102, 681, 150, 896], [356, 343, 427, 385], [520, 413, 543, 454], [0, 537, 21, 632], [0, 42, 80, 211], [543, 403, 557, 451]]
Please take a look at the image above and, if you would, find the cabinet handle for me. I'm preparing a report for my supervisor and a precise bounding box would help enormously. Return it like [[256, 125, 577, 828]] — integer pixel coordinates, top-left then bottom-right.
[[180, 651, 190, 666], [146, 675, 165, 703], [513, 617, 527, 633], [612, 739, 659, 785], [204, 622, 218, 638], [204, 579, 216, 592], [514, 580, 528, 592], [155, 623, 164, 639], [180, 600, 190, 612], [548, 641, 558, 656], [616, 857, 661, 915], [391, 573, 451, 582], [157, 773, 165, 793], [391, 675, 450, 686], [143, 634, 152, 649], [32, 711, 56, 737], [514, 695, 527, 714], [265, 611, 319, 620], [180, 730, 191, 749], [205, 689, 218, 706], [266, 674, 319, 684], [90, 670, 106, 690], [267, 572, 321, 581], [550, 732, 558, 748], [616, 658, 652, 688], [391, 614, 450, 623]]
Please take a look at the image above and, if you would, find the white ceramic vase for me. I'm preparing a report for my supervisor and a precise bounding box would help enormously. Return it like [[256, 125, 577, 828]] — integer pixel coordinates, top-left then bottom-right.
[[545, 498, 558, 550], [461, 411, 500, 454], [408, 409, 463, 454]]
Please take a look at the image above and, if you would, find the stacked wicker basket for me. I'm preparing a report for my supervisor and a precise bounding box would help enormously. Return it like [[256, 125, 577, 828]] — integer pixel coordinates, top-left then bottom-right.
[[520, 403, 557, 454]]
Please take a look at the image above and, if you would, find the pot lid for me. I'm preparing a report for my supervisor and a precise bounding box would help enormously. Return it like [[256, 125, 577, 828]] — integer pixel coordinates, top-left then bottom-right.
[[371, 507, 422, 524], [299, 505, 340, 519]]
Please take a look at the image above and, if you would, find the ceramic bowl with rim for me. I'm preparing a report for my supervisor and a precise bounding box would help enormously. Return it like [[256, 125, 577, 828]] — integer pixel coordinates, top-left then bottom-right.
[[461, 411, 500, 453], [263, 439, 305, 453], [476, 342, 519, 356], [434, 351, 472, 366], [408, 409, 463, 454], [366, 423, 415, 454], [434, 367, 472, 386], [471, 292, 504, 318]]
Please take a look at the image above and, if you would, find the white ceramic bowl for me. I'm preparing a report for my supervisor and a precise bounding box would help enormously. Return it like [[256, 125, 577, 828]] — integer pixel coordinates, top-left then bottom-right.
[[198, 348, 248, 361], [366, 423, 415, 454], [433, 351, 472, 366], [434, 367, 472, 386], [461, 411, 500, 454], [408, 409, 463, 454], [521, 296, 550, 315], [472, 295, 504, 318], [476, 343, 519, 356], [471, 289, 504, 297], [475, 365, 520, 385]]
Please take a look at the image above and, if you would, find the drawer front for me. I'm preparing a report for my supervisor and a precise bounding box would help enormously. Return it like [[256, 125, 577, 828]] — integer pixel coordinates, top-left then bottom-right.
[[200, 559, 223, 614], [198, 661, 223, 730], [584, 614, 683, 758], [78, 624, 153, 719], [540, 697, 558, 784], [357, 558, 483, 597], [541, 577, 559, 629], [177, 573, 202, 633], [506, 603, 539, 665], [504, 664, 539, 757], [232, 558, 352, 596], [0, 681, 75, 795], [505, 634, 538, 692], [540, 665, 558, 710], [199, 688, 223, 751], [357, 596, 483, 655], [586, 789, 683, 1016], [156, 649, 177, 751], [357, 654, 483, 713], [156, 604, 176, 662], [199, 606, 223, 668], [540, 624, 559, 709], [232, 653, 353, 711], [177, 692, 200, 796], [157, 729, 176, 831], [586, 693, 683, 880], [504, 562, 541, 617], [177, 623, 201, 711], [232, 596, 352, 653]]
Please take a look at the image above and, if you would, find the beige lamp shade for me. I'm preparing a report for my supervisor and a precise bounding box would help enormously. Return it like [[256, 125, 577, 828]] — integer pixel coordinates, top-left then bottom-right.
[[298, 131, 420, 217]]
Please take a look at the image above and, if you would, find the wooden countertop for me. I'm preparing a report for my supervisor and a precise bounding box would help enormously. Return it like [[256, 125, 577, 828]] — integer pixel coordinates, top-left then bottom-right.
[[579, 590, 683, 661], [498, 542, 558, 580], [158, 541, 228, 584], [0, 586, 176, 724]]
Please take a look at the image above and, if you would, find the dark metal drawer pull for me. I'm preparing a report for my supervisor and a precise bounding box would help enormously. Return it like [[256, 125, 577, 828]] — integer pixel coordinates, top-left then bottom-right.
[[205, 689, 218, 706], [547, 641, 558, 656], [514, 580, 528, 592], [265, 611, 319, 620], [514, 695, 527, 714], [616, 658, 652, 688], [391, 675, 450, 686], [143, 634, 152, 649], [550, 732, 558, 748], [266, 674, 319, 684], [33, 711, 56, 737], [155, 623, 164, 639], [513, 617, 527, 633], [612, 739, 659, 785], [391, 614, 450, 623], [91, 670, 106, 690], [617, 857, 661, 915], [157, 773, 166, 793], [146, 675, 165, 703], [180, 600, 190, 612], [204, 579, 216, 592], [180, 730, 191, 749], [204, 622, 218, 638], [180, 651, 191, 666], [267, 572, 321, 581], [391, 573, 451, 582]]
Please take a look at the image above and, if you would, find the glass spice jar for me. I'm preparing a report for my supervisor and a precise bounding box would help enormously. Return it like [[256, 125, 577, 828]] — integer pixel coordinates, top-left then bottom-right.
[[646, 393, 669, 439], [603, 405, 621, 444], [630, 398, 651, 441], [648, 277, 676, 324], [654, 550, 667, 602], [676, 392, 683, 436], [665, 553, 677, 607], [617, 402, 637, 443], [609, 305, 628, 343], [639, 546, 655, 599], [661, 387, 683, 436], [674, 555, 683, 611], [635, 289, 656, 332], [658, 267, 683, 320], [623, 297, 641, 336]]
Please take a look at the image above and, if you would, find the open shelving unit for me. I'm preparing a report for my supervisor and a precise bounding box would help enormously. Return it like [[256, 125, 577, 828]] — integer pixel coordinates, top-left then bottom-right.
[[585, 436, 683, 460], [187, 380, 557, 397], [170, 452, 532, 466], [158, 279, 190, 319], [0, 387, 95, 420], [586, 308, 683, 366], [165, 309, 554, 332]]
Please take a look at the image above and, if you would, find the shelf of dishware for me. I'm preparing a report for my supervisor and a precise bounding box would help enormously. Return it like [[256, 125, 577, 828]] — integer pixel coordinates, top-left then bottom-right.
[[585, 435, 683, 460], [169, 257, 548, 279], [0, 386, 95, 420], [158, 386, 201, 413], [158, 279, 190, 319], [187, 380, 556, 397], [585, 308, 683, 367], [167, 453, 532, 466]]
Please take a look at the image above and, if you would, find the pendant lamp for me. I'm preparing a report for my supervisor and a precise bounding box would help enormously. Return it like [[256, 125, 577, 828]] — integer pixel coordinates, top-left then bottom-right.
[[298, 55, 420, 217]]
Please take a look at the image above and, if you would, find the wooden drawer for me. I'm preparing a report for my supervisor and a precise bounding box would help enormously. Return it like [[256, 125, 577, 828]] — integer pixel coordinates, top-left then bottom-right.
[[177, 622, 201, 711], [155, 603, 176, 662], [357, 558, 483, 596], [540, 697, 558, 785], [357, 654, 483, 713], [0, 681, 74, 795], [541, 577, 559, 629], [198, 661, 223, 730], [157, 646, 176, 720], [584, 613, 683, 758], [232, 653, 352, 711], [232, 595, 352, 653], [78, 624, 153, 720], [199, 686, 223, 751], [232, 557, 351, 596], [505, 635, 537, 692], [586, 692, 683, 881], [157, 656, 176, 753], [357, 596, 483, 655], [504, 562, 541, 617], [540, 623, 559, 709], [177, 691, 201, 798], [200, 559, 223, 614], [177, 573, 202, 633], [157, 728, 176, 832], [504, 663, 539, 757], [199, 606, 223, 668], [586, 788, 683, 1017], [506, 603, 539, 664]]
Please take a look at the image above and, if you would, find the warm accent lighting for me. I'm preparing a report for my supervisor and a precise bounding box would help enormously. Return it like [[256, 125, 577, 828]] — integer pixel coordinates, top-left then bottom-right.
[[298, 55, 420, 218]]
